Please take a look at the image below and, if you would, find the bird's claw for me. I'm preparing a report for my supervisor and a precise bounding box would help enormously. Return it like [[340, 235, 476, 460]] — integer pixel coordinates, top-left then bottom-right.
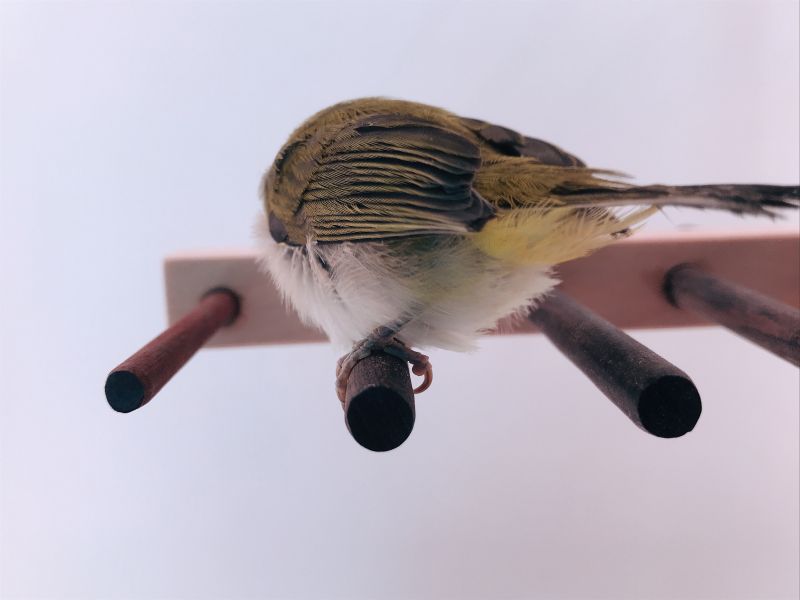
[[410, 358, 433, 394], [335, 336, 433, 404]]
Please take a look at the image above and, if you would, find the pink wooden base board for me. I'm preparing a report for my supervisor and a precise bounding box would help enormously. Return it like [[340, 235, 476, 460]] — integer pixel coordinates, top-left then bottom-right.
[[164, 230, 800, 348]]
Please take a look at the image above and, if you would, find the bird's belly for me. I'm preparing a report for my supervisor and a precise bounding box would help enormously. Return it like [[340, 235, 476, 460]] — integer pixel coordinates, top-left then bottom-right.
[[259, 230, 556, 351]]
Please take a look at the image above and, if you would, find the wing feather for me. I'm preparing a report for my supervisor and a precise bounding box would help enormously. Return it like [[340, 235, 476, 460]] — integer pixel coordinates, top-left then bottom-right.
[[460, 117, 586, 167], [298, 115, 494, 242]]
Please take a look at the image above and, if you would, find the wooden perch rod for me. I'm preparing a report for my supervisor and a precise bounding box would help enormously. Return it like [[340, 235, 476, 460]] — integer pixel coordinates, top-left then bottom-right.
[[529, 289, 702, 438], [105, 288, 240, 413], [664, 264, 800, 367], [344, 352, 415, 452]]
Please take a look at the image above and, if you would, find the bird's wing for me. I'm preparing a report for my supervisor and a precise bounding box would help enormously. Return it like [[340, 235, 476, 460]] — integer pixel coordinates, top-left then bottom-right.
[[462, 116, 626, 224], [460, 117, 586, 167], [298, 114, 494, 242]]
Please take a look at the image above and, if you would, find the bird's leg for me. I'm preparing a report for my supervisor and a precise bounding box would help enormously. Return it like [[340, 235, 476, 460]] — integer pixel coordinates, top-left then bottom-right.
[[335, 325, 433, 404]]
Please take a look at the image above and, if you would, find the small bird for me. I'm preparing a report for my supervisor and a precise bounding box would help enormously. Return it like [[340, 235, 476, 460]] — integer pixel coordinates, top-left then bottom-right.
[[258, 98, 798, 402]]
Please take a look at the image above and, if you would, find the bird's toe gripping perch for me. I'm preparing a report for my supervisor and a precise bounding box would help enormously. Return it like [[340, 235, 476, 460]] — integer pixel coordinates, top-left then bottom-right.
[[335, 335, 433, 405]]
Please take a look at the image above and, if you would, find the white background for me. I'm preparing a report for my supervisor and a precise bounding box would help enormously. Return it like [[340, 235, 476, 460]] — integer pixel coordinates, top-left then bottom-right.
[[1, 1, 798, 598]]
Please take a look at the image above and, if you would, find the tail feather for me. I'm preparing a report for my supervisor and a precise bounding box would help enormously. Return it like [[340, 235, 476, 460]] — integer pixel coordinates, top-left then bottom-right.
[[553, 183, 800, 217], [474, 159, 798, 218], [472, 159, 798, 265]]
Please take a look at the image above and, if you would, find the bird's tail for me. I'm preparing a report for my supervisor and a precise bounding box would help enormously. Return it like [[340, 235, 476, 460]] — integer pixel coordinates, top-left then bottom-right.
[[551, 183, 799, 217], [471, 163, 798, 266]]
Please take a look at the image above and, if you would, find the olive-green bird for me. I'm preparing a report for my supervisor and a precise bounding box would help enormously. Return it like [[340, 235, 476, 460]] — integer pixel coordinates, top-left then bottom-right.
[[259, 98, 798, 402]]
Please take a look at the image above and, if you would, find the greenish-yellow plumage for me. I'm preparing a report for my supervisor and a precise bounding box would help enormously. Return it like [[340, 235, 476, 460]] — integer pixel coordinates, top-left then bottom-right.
[[259, 98, 798, 401]]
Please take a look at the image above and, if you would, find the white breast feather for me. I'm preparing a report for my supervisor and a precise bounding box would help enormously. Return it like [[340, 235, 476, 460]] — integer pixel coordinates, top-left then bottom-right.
[[256, 214, 557, 351]]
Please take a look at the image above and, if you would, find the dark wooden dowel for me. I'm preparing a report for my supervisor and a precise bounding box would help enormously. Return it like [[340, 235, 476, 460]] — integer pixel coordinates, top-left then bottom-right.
[[528, 289, 702, 438], [105, 288, 241, 413], [664, 264, 800, 367], [344, 352, 415, 452]]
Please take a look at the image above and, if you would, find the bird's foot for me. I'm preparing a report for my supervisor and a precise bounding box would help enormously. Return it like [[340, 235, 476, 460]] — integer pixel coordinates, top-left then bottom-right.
[[335, 334, 433, 404], [383, 339, 433, 395]]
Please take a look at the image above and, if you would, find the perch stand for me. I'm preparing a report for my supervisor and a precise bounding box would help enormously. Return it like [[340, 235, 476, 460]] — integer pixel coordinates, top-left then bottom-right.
[[106, 230, 800, 451]]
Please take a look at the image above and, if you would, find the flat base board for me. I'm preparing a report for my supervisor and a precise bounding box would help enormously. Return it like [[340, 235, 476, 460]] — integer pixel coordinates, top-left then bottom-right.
[[164, 230, 800, 348]]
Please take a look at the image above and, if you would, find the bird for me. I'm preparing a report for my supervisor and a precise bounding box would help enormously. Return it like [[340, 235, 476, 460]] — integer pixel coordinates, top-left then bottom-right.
[[257, 97, 798, 403]]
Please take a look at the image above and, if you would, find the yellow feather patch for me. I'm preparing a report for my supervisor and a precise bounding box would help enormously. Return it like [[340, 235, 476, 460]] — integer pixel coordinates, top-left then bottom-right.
[[471, 206, 658, 266]]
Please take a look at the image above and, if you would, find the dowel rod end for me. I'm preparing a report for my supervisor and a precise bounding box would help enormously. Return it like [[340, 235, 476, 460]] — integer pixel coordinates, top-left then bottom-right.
[[105, 370, 147, 413], [344, 352, 415, 452], [105, 287, 240, 414], [638, 375, 702, 438]]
